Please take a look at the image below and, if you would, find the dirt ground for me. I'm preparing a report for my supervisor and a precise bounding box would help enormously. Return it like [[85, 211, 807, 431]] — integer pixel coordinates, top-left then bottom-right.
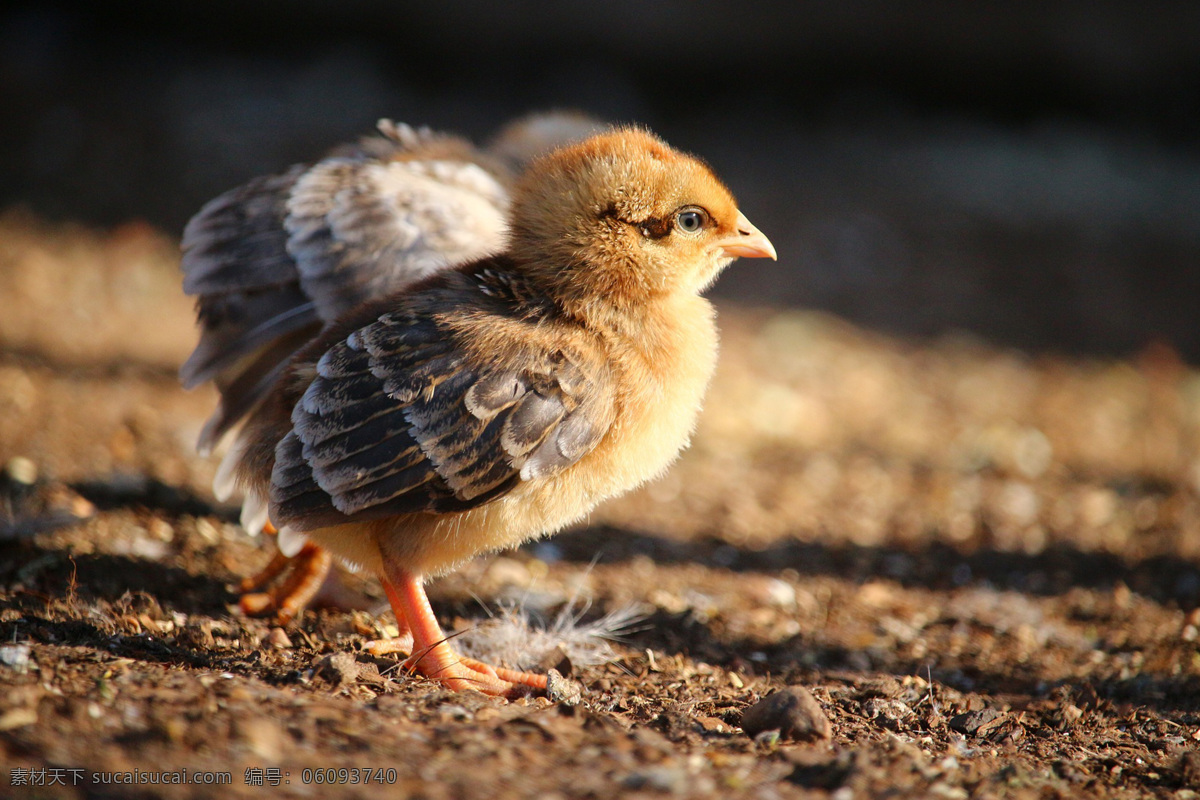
[[2, 209, 1200, 799]]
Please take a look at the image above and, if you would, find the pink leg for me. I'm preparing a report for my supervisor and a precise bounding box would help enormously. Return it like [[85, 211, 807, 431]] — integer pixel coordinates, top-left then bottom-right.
[[379, 563, 547, 696]]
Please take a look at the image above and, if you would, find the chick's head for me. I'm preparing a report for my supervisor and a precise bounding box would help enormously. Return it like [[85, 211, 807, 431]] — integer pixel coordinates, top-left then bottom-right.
[[509, 128, 775, 309]]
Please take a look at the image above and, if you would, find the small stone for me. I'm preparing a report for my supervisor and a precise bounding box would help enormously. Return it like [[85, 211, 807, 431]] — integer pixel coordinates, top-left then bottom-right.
[[746, 576, 797, 609], [741, 687, 832, 742], [545, 668, 583, 706], [948, 708, 1008, 737], [0, 708, 37, 731], [0, 643, 32, 672], [1057, 703, 1084, 729], [857, 581, 897, 608], [313, 652, 359, 687], [4, 456, 37, 485], [264, 627, 292, 649], [863, 697, 913, 730]]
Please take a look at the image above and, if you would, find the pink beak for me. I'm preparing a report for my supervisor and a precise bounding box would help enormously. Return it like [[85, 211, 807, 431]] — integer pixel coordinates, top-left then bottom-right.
[[719, 212, 777, 260]]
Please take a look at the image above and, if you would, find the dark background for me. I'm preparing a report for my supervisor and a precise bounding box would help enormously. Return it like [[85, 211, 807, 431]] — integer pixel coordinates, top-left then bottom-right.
[[3, 1, 1199, 358]]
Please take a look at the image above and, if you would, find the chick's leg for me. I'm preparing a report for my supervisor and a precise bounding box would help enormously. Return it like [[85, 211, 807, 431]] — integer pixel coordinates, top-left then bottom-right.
[[239, 542, 334, 625], [379, 563, 547, 696], [238, 549, 297, 598]]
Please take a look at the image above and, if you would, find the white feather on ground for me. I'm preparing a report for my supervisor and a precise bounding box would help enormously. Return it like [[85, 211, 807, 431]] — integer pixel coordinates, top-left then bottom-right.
[[455, 595, 648, 672]]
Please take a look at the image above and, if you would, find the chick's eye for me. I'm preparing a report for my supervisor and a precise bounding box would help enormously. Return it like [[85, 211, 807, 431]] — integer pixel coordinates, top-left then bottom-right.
[[675, 209, 706, 234]]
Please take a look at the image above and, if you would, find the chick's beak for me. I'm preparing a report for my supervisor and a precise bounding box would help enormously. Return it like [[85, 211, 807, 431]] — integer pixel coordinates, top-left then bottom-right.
[[719, 211, 777, 260]]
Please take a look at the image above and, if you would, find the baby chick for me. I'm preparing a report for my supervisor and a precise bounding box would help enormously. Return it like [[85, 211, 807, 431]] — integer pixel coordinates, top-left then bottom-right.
[[231, 128, 775, 695], [180, 112, 604, 622]]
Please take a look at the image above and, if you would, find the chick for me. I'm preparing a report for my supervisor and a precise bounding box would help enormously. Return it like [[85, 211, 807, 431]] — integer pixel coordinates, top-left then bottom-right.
[[180, 112, 604, 622], [231, 128, 775, 695]]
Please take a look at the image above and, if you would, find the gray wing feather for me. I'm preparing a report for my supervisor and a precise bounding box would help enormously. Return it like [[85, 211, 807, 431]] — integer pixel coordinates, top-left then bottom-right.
[[269, 309, 613, 530], [284, 158, 509, 321], [181, 167, 306, 294], [180, 288, 317, 389]]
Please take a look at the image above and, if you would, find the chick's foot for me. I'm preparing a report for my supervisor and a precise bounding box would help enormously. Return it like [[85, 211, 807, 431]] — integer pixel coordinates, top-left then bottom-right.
[[238, 541, 334, 625], [382, 567, 547, 697]]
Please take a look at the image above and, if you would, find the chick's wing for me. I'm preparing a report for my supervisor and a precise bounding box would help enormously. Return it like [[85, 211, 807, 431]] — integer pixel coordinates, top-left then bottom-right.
[[269, 294, 615, 531], [179, 122, 509, 449]]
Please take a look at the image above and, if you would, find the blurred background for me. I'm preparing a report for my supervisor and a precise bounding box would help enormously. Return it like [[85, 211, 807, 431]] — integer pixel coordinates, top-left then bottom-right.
[[1, 0, 1199, 358]]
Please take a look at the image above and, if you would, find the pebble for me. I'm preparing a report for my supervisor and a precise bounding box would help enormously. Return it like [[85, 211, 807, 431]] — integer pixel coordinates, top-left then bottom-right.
[[741, 686, 832, 741], [863, 697, 913, 728], [313, 652, 359, 687], [264, 628, 292, 649], [4, 456, 37, 485], [0, 708, 38, 731], [0, 643, 32, 672], [745, 576, 797, 609], [1057, 703, 1084, 728], [948, 707, 1008, 737], [546, 669, 583, 706]]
